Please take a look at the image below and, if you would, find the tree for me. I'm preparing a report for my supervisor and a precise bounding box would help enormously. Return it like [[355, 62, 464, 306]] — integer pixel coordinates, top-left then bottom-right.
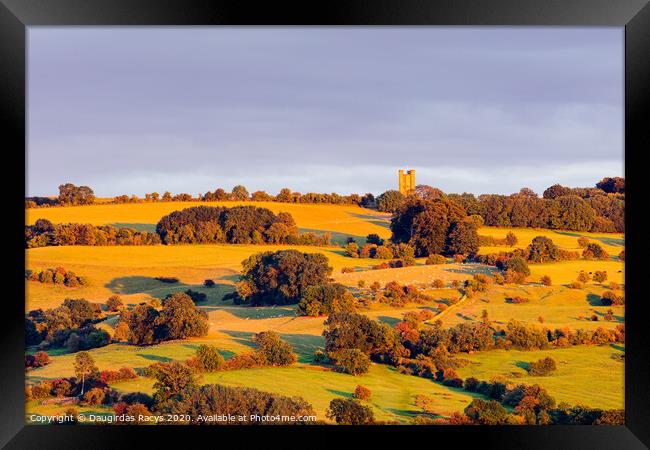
[[390, 196, 466, 257], [528, 357, 557, 376], [58, 183, 96, 205], [237, 250, 332, 305], [500, 257, 530, 277], [582, 243, 610, 260], [505, 232, 518, 246], [127, 304, 161, 345], [446, 220, 479, 255], [151, 361, 199, 409], [327, 398, 375, 424], [366, 234, 384, 246], [298, 283, 357, 316], [73, 351, 98, 396], [464, 399, 509, 425], [252, 331, 297, 367], [527, 236, 560, 263], [106, 295, 123, 312], [195, 345, 225, 372], [376, 190, 405, 213], [332, 348, 371, 375], [353, 385, 372, 400], [596, 177, 624, 194], [231, 185, 250, 201], [158, 293, 209, 340]]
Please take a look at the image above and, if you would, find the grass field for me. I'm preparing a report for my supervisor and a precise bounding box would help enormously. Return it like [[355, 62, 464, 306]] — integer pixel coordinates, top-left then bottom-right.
[[455, 344, 624, 410], [24, 201, 625, 420], [26, 201, 392, 244]]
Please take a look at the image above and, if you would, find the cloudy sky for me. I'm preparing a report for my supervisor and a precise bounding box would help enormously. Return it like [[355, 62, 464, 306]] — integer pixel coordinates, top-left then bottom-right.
[[27, 27, 623, 197]]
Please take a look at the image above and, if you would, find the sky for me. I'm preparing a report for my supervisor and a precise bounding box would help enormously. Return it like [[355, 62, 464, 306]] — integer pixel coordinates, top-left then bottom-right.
[[27, 27, 623, 197]]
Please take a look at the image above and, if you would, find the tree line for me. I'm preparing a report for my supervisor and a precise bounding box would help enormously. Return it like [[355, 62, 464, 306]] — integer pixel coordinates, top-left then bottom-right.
[[25, 220, 160, 248]]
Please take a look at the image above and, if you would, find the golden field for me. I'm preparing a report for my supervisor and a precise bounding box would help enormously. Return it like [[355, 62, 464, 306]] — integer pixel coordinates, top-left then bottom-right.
[[25, 201, 625, 420]]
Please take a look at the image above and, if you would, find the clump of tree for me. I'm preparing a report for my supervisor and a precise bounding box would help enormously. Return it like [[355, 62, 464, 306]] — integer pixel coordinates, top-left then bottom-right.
[[390, 196, 477, 257], [527, 357, 557, 376], [58, 183, 96, 206], [26, 220, 160, 248], [158, 383, 315, 424], [24, 351, 51, 370], [156, 205, 329, 246], [326, 398, 375, 424], [233, 250, 332, 306], [252, 331, 297, 366], [376, 190, 405, 213], [582, 243, 610, 260], [25, 267, 88, 287], [26, 299, 108, 351], [126, 292, 209, 345], [297, 283, 357, 316], [601, 290, 625, 306], [447, 180, 624, 233], [353, 385, 372, 400]]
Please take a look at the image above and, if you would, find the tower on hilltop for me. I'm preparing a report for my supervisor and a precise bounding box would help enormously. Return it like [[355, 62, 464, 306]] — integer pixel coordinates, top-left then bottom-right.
[[398, 169, 416, 195]]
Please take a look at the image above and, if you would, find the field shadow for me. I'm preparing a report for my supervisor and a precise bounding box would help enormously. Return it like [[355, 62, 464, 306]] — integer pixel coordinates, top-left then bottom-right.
[[443, 264, 496, 276], [326, 388, 353, 398], [207, 306, 297, 320], [278, 333, 325, 362], [455, 313, 473, 321], [137, 353, 173, 363], [109, 223, 156, 233], [105, 276, 234, 306], [610, 343, 625, 352], [181, 343, 236, 360], [377, 316, 401, 326], [554, 231, 624, 247], [219, 330, 257, 349], [347, 212, 391, 230], [586, 293, 604, 307], [514, 361, 530, 372]]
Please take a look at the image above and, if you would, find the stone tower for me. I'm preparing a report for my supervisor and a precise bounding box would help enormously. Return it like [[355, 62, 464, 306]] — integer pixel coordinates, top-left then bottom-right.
[[398, 169, 416, 195]]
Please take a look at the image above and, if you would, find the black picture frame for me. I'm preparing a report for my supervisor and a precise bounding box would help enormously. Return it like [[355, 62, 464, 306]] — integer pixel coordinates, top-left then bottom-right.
[[2, 1, 648, 448]]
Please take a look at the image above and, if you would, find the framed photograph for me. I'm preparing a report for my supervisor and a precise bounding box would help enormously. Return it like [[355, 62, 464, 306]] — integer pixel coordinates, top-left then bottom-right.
[[2, 0, 648, 448]]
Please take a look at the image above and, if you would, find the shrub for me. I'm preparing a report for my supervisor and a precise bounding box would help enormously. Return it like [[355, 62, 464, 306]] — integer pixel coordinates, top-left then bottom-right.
[[426, 254, 446, 265], [195, 344, 225, 372], [357, 280, 366, 288], [528, 357, 557, 376], [431, 279, 445, 289], [505, 232, 518, 246], [83, 388, 106, 405], [569, 280, 584, 289], [577, 237, 590, 248], [527, 236, 560, 263], [540, 275, 552, 286], [618, 250, 624, 262], [500, 256, 530, 276], [582, 243, 609, 260], [341, 267, 355, 274], [332, 348, 371, 375], [510, 296, 529, 304], [577, 271, 591, 283], [327, 398, 375, 424], [593, 271, 608, 283], [353, 385, 372, 400], [203, 279, 215, 288]]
